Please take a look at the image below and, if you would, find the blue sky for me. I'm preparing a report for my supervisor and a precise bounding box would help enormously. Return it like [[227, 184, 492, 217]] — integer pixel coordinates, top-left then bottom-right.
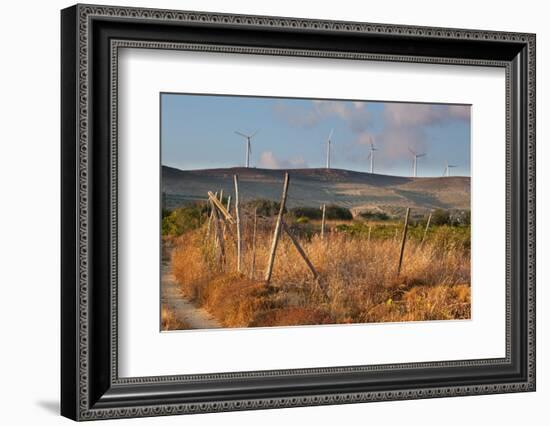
[[161, 93, 470, 177]]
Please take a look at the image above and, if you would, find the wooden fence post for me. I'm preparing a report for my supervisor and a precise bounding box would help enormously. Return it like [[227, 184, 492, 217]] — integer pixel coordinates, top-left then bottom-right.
[[264, 173, 290, 285], [282, 221, 319, 280], [205, 199, 212, 240], [224, 195, 231, 242], [397, 207, 411, 275], [320, 203, 326, 239], [212, 206, 225, 268], [233, 175, 242, 274], [250, 207, 257, 279], [421, 211, 432, 245], [207, 191, 235, 224], [205, 191, 218, 242]]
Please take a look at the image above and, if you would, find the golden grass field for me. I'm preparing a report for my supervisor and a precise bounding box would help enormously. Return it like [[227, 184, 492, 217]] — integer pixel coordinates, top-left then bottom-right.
[[166, 212, 471, 329]]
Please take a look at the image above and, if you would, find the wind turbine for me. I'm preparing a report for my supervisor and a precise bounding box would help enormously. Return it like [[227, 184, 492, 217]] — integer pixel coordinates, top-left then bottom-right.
[[368, 141, 378, 174], [234, 130, 259, 168], [408, 147, 426, 177], [443, 160, 457, 177], [325, 129, 334, 169]]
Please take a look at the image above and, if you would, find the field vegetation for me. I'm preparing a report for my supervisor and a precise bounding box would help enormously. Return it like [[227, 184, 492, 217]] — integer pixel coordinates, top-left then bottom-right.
[[163, 200, 471, 329]]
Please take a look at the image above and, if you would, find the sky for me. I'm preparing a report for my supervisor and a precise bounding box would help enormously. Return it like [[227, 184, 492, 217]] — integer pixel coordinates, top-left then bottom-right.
[[161, 93, 471, 177]]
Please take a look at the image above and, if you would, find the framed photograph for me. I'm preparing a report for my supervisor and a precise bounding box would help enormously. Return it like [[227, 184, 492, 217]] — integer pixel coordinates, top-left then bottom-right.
[[61, 4, 536, 421]]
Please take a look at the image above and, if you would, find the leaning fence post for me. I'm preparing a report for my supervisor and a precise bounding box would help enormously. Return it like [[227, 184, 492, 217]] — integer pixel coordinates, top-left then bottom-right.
[[205, 199, 212, 240], [421, 211, 432, 245], [250, 207, 257, 279], [320, 203, 326, 239], [223, 195, 231, 241], [233, 175, 242, 274], [212, 206, 225, 268], [282, 221, 319, 280], [205, 191, 218, 242], [264, 173, 290, 285], [397, 207, 411, 275]]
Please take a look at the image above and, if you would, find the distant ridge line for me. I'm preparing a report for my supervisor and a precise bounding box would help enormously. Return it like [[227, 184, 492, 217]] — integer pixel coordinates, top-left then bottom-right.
[[161, 165, 470, 212], [162, 165, 470, 181]]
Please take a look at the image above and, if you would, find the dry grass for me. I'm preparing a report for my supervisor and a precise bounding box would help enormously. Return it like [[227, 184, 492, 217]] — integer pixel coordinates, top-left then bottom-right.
[[161, 305, 191, 331], [170, 215, 470, 328]]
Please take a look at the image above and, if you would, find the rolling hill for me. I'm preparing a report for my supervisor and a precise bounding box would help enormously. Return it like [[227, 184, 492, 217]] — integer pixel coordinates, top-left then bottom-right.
[[162, 166, 470, 214]]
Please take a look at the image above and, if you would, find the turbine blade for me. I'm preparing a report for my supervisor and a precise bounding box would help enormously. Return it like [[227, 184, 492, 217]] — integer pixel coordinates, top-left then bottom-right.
[[328, 128, 334, 141], [235, 131, 248, 138], [408, 147, 416, 156], [250, 129, 260, 138]]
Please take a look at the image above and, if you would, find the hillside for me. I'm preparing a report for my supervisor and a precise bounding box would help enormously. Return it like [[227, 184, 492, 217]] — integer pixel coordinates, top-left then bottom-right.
[[162, 166, 470, 213]]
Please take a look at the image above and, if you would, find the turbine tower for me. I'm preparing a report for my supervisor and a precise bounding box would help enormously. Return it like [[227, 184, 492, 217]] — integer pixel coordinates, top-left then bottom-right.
[[444, 160, 457, 177], [408, 147, 426, 177], [234, 130, 259, 168], [368, 142, 378, 174], [325, 129, 334, 169]]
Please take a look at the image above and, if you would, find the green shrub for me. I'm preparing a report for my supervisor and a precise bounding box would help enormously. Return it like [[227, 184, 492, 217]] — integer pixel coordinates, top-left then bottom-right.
[[162, 204, 206, 236], [359, 210, 390, 221], [290, 207, 322, 220], [296, 216, 310, 224], [289, 205, 352, 221], [456, 210, 471, 226], [431, 209, 451, 226], [246, 199, 285, 216], [286, 221, 315, 240], [431, 225, 471, 251], [335, 222, 376, 237], [325, 205, 353, 220]]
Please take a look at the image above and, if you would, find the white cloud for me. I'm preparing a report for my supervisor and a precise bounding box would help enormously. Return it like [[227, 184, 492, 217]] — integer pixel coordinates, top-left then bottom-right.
[[349, 103, 470, 164], [257, 151, 279, 168], [272, 103, 321, 127], [273, 99, 371, 133], [355, 132, 375, 146], [384, 103, 470, 127], [272, 100, 469, 166], [258, 151, 308, 169]]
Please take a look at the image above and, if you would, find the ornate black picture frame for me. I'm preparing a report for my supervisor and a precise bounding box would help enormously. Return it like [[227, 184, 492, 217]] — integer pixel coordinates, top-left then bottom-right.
[[61, 4, 536, 421]]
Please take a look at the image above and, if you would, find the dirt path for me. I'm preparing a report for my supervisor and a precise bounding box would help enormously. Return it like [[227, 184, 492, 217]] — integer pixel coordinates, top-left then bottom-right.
[[161, 261, 222, 330]]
